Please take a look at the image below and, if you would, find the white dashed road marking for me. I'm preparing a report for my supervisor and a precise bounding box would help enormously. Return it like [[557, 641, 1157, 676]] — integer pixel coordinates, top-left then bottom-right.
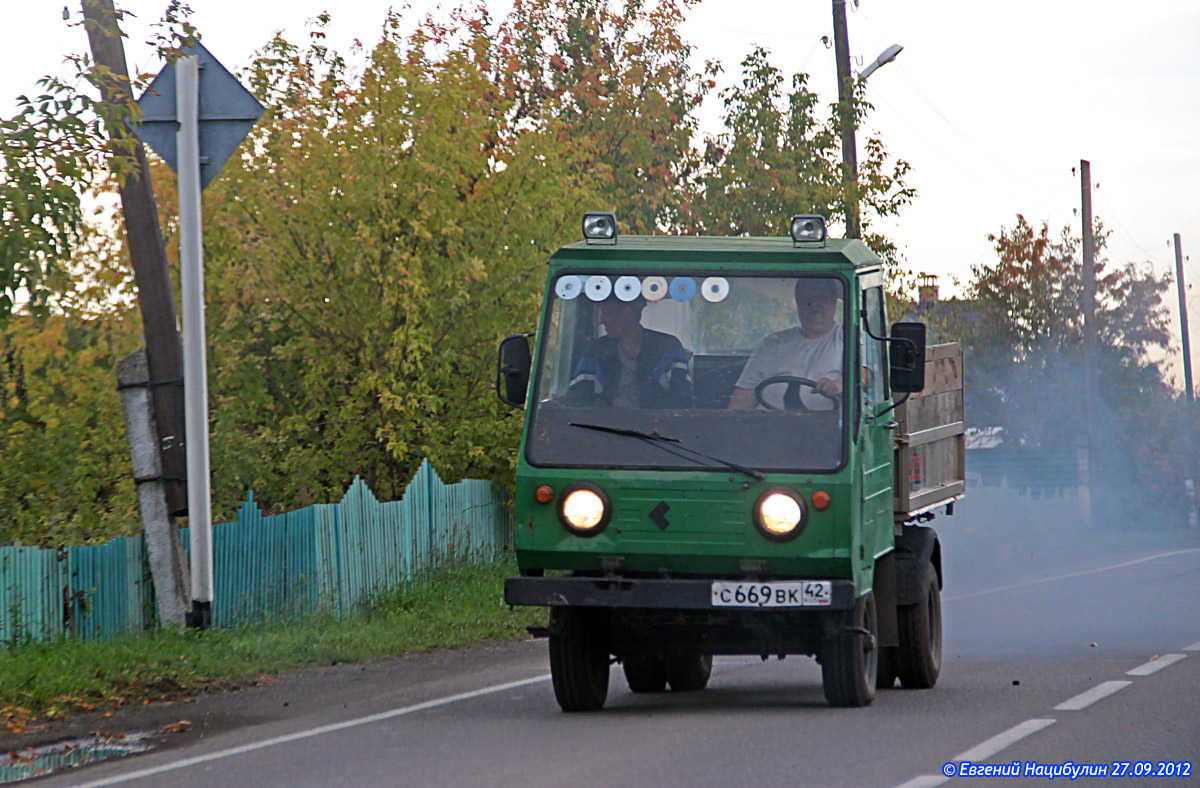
[[1054, 680, 1131, 711], [1126, 653, 1186, 676], [893, 775, 948, 788], [952, 718, 1057, 763]]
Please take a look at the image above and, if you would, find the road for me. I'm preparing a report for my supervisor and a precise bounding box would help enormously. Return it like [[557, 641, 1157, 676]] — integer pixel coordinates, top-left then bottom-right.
[[38, 521, 1200, 788]]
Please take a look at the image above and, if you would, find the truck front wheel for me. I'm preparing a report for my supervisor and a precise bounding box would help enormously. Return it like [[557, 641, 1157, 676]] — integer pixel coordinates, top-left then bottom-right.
[[549, 607, 610, 712], [897, 561, 942, 689], [821, 592, 878, 707]]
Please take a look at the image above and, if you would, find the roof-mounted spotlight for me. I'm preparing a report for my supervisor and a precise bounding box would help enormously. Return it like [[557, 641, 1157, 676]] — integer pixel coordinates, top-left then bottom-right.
[[582, 211, 618, 245], [790, 215, 827, 247]]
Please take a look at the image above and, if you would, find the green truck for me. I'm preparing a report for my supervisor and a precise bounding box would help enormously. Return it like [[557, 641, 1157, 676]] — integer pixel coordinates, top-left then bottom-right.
[[498, 213, 965, 711]]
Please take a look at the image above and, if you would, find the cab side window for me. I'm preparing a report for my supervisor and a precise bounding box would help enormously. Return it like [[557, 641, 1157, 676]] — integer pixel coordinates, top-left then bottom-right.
[[862, 287, 887, 408]]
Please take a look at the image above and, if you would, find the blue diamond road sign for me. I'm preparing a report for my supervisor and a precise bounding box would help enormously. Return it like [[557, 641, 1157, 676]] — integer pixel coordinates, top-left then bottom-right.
[[135, 42, 264, 191]]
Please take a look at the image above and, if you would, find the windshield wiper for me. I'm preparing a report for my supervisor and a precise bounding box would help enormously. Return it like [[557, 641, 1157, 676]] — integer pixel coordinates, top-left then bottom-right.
[[569, 422, 765, 481]]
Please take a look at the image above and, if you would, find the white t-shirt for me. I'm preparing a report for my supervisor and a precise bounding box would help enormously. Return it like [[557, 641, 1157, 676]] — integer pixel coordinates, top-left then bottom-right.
[[735, 326, 844, 410]]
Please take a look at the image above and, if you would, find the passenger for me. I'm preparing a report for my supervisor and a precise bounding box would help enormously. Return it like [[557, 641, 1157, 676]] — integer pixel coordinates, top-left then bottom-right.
[[728, 278, 843, 410], [566, 295, 693, 408]]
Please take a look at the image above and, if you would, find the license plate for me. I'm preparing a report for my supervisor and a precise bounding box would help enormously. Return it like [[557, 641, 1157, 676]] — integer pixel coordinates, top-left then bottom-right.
[[711, 581, 832, 608]]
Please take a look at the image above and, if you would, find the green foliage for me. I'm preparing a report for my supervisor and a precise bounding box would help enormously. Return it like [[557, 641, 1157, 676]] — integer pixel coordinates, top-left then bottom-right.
[[0, 75, 108, 320], [196, 12, 593, 512], [0, 226, 141, 545], [681, 48, 914, 264], [1, 1, 917, 538], [494, 0, 716, 233]]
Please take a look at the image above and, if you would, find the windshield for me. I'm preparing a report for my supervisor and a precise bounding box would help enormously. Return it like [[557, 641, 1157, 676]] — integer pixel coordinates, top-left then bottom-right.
[[527, 272, 848, 473]]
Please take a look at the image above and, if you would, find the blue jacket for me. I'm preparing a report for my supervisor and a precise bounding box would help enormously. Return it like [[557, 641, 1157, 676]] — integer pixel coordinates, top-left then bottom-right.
[[566, 329, 693, 409]]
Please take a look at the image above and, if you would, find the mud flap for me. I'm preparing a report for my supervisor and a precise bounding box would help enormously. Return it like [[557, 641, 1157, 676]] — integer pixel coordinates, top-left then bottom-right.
[[895, 525, 941, 606], [873, 551, 899, 648]]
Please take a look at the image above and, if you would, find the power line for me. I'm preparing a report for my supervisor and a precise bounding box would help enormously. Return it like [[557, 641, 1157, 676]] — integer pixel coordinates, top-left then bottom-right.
[[1093, 188, 1173, 271]]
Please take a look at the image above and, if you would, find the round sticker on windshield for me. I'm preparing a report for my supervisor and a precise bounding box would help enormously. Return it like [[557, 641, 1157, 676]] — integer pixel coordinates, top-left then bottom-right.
[[669, 277, 696, 301], [555, 275, 582, 300], [642, 276, 668, 301], [614, 276, 642, 302], [701, 277, 730, 302], [585, 275, 613, 301]]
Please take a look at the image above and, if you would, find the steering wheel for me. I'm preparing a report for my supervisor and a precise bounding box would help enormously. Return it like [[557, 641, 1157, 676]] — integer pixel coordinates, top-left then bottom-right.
[[754, 375, 842, 411]]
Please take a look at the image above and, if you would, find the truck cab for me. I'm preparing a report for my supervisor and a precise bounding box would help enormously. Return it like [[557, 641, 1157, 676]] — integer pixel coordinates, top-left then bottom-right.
[[499, 214, 962, 711]]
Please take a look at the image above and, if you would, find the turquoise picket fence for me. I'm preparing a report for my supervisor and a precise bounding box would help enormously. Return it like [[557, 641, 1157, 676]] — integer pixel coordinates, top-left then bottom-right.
[[0, 460, 512, 645]]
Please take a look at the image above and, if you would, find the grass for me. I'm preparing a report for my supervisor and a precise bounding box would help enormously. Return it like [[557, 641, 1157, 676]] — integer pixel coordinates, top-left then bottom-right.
[[0, 559, 544, 734]]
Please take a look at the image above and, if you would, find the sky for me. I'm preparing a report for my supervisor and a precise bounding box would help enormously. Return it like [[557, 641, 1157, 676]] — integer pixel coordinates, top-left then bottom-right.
[[3, 0, 1198, 384]]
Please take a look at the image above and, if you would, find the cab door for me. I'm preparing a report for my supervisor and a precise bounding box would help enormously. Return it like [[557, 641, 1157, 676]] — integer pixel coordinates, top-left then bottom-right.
[[860, 283, 894, 558]]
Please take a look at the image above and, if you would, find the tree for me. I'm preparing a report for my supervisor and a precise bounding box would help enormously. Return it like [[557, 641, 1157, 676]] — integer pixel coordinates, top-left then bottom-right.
[[183, 12, 600, 513], [2, 1, 923, 537], [679, 47, 914, 263], [0, 224, 141, 544], [483, 0, 716, 233], [938, 214, 1184, 523], [0, 71, 111, 322]]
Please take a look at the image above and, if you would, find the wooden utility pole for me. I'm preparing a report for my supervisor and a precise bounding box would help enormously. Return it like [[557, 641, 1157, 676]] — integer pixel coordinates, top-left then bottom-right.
[[1174, 234, 1194, 404], [1175, 234, 1198, 525], [81, 0, 188, 515], [832, 0, 859, 239], [1080, 160, 1099, 527]]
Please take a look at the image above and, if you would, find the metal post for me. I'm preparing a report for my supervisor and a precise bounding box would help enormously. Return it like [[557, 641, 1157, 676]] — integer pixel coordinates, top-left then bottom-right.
[[178, 56, 214, 628], [832, 0, 859, 239], [1080, 160, 1099, 528]]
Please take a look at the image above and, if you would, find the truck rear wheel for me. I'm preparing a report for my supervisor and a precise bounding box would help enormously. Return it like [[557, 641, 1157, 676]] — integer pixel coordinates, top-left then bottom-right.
[[549, 607, 610, 712], [664, 654, 712, 692], [623, 654, 667, 693], [897, 561, 942, 689], [821, 592, 878, 707]]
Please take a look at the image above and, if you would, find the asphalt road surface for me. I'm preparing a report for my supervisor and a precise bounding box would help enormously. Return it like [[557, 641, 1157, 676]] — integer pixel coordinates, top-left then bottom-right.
[[34, 521, 1200, 788]]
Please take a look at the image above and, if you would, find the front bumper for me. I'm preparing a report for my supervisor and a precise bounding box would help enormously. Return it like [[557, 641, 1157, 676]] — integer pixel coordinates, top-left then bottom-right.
[[504, 576, 857, 610]]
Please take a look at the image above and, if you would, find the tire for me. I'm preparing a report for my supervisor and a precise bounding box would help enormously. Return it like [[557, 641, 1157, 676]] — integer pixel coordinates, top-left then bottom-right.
[[623, 654, 667, 693], [821, 592, 878, 707], [896, 561, 942, 689], [548, 607, 610, 712], [876, 645, 898, 689], [664, 653, 713, 692]]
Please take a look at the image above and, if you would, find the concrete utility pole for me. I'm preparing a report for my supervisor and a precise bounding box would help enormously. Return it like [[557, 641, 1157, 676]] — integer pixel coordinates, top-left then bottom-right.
[[81, 0, 189, 517], [117, 351, 190, 627], [1174, 234, 1194, 404], [831, 0, 859, 239], [1080, 160, 1099, 527]]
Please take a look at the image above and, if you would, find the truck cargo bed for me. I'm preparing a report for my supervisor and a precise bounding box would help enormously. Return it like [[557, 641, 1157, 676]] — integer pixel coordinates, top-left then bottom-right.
[[894, 343, 965, 519]]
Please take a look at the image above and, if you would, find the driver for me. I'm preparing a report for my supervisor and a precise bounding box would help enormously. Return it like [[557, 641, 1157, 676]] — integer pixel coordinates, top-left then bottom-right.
[[728, 278, 843, 410], [566, 294, 693, 409]]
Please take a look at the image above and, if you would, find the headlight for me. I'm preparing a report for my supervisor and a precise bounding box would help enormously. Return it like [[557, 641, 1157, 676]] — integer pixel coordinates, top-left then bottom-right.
[[754, 488, 806, 542], [558, 482, 611, 536], [581, 211, 618, 244], [790, 214, 827, 244]]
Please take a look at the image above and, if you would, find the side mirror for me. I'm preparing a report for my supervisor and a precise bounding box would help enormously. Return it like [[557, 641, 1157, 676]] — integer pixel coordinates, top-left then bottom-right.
[[497, 334, 533, 408], [889, 322, 926, 393]]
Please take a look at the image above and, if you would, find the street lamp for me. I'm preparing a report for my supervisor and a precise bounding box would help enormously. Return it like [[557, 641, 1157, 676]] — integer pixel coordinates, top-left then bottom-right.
[[859, 44, 904, 82], [831, 1, 903, 239]]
